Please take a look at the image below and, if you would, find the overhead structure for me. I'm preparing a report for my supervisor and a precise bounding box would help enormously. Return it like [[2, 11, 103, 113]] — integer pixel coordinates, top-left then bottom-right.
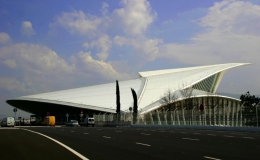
[[6, 63, 249, 118]]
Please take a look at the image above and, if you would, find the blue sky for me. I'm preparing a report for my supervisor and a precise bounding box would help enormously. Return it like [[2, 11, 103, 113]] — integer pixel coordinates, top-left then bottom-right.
[[0, 0, 260, 118]]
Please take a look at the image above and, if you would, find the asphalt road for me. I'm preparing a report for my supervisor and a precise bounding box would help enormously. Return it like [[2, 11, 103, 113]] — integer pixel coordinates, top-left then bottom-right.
[[1, 126, 260, 160]]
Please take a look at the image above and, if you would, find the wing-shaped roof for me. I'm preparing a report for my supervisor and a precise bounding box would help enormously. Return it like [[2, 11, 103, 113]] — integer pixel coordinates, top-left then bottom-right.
[[7, 63, 250, 114], [137, 63, 250, 113]]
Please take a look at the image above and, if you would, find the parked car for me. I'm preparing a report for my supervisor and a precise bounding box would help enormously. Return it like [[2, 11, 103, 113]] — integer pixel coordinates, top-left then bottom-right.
[[80, 118, 95, 127], [66, 120, 79, 126], [1, 117, 15, 127]]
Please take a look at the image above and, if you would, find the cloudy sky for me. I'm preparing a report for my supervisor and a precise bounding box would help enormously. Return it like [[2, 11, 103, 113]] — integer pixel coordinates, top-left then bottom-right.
[[0, 0, 259, 118]]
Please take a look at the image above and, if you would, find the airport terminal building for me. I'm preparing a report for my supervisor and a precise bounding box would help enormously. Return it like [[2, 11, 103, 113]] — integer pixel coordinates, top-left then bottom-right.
[[6, 63, 249, 126]]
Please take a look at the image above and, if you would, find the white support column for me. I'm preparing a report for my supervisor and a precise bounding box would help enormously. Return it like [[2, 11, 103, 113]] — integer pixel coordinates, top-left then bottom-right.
[[209, 98, 211, 126], [182, 107, 186, 125], [218, 98, 220, 126], [170, 111, 174, 125], [176, 109, 180, 125], [240, 102, 244, 127], [226, 101, 230, 126], [236, 102, 239, 127], [223, 99, 225, 126], [149, 112, 154, 125], [164, 110, 168, 125], [156, 110, 161, 125], [192, 107, 196, 125], [214, 105, 218, 126], [231, 101, 234, 126]]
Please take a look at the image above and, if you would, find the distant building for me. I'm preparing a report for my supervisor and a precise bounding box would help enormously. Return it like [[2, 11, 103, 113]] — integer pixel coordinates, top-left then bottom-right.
[[6, 63, 249, 123]]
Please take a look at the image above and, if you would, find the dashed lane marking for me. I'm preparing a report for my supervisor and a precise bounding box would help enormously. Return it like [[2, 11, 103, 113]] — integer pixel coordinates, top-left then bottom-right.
[[71, 131, 75, 132], [224, 135, 234, 137], [22, 129, 89, 160], [141, 133, 151, 135], [182, 138, 199, 141], [231, 133, 246, 135], [103, 136, 111, 139], [204, 156, 222, 160], [84, 133, 89, 134], [135, 142, 151, 146], [243, 137, 254, 139]]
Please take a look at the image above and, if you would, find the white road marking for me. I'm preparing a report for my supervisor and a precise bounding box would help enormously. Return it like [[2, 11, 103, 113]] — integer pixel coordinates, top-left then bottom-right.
[[231, 133, 246, 135], [84, 133, 89, 134], [71, 131, 75, 132], [204, 156, 222, 160], [182, 138, 199, 141], [135, 142, 151, 146], [207, 134, 216, 136], [103, 136, 111, 138], [224, 135, 234, 137], [141, 133, 151, 135], [0, 128, 18, 129], [243, 137, 254, 139], [22, 129, 89, 160]]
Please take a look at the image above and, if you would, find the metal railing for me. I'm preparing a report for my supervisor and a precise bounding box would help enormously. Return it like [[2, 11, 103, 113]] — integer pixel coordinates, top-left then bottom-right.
[[92, 104, 260, 127]]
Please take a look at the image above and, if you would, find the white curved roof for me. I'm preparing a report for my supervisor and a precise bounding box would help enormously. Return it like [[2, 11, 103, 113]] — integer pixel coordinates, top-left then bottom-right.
[[12, 63, 249, 114]]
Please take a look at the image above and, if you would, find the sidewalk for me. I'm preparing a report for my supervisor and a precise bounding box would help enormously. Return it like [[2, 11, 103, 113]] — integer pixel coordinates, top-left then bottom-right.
[[132, 124, 260, 133]]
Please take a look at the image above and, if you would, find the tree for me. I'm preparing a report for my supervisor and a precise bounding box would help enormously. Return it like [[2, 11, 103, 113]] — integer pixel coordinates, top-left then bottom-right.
[[131, 88, 138, 124], [179, 85, 194, 125], [160, 88, 178, 111], [240, 91, 260, 126]]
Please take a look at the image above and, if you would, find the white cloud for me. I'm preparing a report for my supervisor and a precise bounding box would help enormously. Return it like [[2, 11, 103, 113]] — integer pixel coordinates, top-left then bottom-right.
[[0, 32, 11, 43], [101, 2, 109, 16], [83, 34, 111, 61], [3, 59, 16, 68], [159, 1, 260, 65], [71, 51, 132, 81], [114, 35, 162, 61], [0, 43, 76, 93], [51, 10, 101, 35], [113, 0, 156, 35], [0, 42, 133, 96], [158, 1, 260, 94], [0, 77, 30, 94], [0, 43, 73, 73], [20, 21, 36, 36]]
